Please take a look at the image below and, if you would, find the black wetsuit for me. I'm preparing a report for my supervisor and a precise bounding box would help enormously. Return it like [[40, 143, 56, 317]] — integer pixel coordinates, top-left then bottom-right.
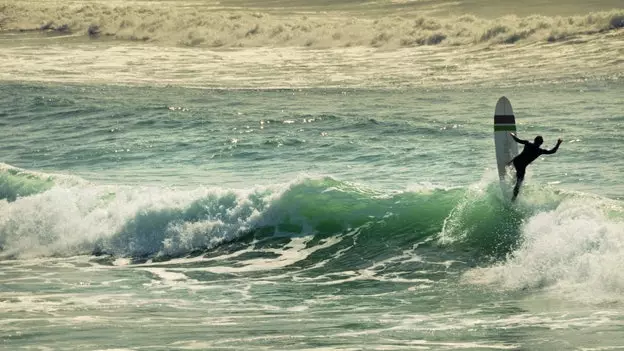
[[512, 143, 554, 181], [510, 136, 561, 200]]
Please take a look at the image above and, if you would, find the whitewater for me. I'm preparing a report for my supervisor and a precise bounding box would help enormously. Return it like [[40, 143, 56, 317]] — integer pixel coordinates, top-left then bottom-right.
[[1, 0, 624, 350]]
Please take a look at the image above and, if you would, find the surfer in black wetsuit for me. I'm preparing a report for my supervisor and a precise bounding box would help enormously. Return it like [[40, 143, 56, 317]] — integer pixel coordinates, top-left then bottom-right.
[[509, 133, 562, 201]]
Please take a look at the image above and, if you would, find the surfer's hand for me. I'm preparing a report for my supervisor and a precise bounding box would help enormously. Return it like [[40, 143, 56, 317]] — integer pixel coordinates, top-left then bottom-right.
[[557, 138, 563, 144]]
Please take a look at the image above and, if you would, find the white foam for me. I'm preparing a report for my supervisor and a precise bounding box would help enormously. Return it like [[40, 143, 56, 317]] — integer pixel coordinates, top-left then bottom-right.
[[465, 198, 624, 303], [188, 234, 343, 274], [0, 178, 285, 259], [0, 32, 621, 89]]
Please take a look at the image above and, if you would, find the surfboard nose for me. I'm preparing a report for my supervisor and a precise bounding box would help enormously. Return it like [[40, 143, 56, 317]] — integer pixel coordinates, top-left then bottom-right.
[[495, 96, 513, 116]]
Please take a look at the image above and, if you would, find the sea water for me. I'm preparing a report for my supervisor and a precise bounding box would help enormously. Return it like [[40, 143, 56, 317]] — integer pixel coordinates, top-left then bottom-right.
[[1, 0, 624, 349]]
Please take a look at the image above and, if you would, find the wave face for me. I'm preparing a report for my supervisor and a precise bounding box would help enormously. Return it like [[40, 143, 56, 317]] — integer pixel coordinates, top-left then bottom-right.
[[0, 165, 455, 259], [1, 1, 622, 48]]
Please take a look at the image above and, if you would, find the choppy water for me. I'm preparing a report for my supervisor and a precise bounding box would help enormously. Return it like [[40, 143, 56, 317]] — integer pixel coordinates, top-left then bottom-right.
[[1, 0, 624, 350]]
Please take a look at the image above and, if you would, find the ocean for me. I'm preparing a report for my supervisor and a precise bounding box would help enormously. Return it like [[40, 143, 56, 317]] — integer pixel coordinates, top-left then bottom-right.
[[1, 0, 624, 349]]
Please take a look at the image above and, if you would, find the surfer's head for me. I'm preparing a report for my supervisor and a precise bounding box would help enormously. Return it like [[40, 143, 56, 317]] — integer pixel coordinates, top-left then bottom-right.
[[534, 136, 544, 146]]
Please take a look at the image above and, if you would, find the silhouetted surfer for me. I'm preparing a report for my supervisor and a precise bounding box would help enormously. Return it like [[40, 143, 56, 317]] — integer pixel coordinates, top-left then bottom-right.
[[509, 133, 562, 201]]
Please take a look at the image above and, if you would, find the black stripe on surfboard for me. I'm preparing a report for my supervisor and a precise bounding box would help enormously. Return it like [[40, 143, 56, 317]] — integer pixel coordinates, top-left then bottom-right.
[[494, 115, 515, 124]]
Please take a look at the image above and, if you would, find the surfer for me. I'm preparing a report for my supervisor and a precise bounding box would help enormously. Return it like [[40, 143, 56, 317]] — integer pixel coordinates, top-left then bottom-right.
[[509, 133, 562, 201]]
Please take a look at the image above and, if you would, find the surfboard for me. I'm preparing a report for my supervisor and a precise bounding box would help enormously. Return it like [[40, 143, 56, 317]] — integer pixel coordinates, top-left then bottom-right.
[[493, 96, 519, 181]]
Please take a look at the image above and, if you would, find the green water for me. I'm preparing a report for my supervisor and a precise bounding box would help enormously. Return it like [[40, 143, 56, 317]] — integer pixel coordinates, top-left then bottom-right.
[[1, 0, 624, 349], [1, 81, 623, 350]]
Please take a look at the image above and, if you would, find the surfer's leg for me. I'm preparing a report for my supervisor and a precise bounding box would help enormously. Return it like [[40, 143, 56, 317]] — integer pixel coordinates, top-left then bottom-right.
[[512, 167, 526, 201]]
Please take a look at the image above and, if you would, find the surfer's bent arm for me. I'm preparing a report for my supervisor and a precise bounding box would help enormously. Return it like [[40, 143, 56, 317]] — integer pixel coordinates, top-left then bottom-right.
[[542, 139, 563, 155], [510, 133, 528, 145]]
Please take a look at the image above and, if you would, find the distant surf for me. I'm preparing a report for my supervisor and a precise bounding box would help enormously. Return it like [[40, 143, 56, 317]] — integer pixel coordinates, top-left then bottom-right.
[[1, 2, 622, 48]]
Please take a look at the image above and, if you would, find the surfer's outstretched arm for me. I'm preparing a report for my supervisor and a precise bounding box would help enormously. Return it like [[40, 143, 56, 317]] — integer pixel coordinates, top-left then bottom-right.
[[510, 133, 528, 145], [542, 138, 562, 154]]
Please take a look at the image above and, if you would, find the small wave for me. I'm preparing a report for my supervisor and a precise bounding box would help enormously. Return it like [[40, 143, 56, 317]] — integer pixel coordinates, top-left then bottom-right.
[[1, 3, 622, 48]]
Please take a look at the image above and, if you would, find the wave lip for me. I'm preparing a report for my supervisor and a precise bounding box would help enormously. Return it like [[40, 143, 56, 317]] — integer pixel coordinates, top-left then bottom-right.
[[0, 163, 56, 202]]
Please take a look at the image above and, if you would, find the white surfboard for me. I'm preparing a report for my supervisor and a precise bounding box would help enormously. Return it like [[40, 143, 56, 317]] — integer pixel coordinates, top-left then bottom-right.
[[493, 96, 519, 181]]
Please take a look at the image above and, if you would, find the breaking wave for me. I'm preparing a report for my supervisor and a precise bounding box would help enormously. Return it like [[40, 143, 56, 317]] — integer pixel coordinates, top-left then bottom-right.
[[3, 163, 624, 301]]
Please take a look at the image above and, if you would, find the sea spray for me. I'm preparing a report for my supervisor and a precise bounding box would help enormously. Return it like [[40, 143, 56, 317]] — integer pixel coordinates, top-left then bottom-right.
[[464, 197, 624, 303]]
